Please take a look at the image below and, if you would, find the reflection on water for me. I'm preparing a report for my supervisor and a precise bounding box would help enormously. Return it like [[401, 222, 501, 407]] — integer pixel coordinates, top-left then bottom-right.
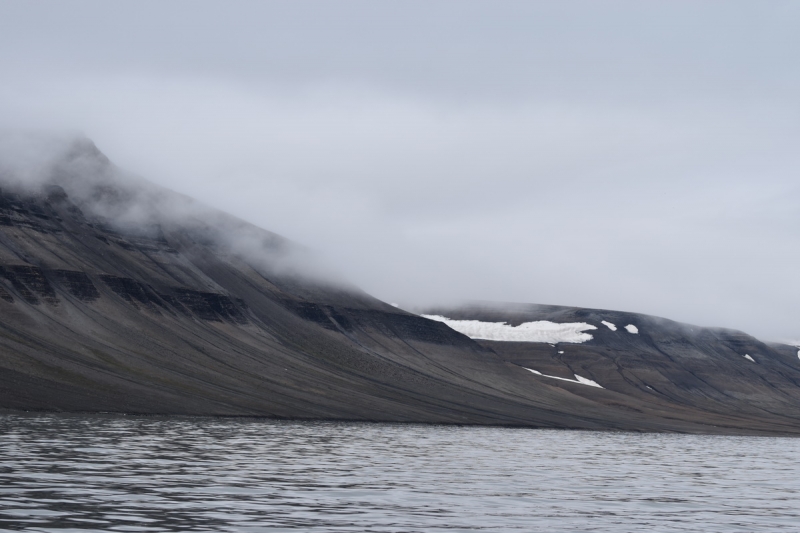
[[1, 414, 799, 532]]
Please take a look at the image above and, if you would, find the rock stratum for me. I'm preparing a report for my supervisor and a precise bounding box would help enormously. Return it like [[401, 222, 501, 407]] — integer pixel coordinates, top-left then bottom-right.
[[1, 137, 799, 435]]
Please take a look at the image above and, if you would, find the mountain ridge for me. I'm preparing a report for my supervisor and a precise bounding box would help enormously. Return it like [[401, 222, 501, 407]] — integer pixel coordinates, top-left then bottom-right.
[[1, 137, 799, 435]]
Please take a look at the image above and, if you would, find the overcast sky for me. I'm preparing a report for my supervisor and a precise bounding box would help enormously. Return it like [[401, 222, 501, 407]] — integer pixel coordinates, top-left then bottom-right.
[[0, 0, 798, 341]]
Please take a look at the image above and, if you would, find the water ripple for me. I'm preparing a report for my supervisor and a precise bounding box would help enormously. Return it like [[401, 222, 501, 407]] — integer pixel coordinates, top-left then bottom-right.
[[1, 414, 799, 532]]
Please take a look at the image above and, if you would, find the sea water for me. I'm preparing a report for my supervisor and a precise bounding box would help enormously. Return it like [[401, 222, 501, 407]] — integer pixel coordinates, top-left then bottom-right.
[[1, 414, 798, 532]]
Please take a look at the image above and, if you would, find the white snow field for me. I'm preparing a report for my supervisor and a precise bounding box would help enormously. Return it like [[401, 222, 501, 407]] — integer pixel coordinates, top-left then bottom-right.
[[421, 315, 597, 343], [601, 321, 617, 331], [523, 368, 604, 388], [743, 354, 755, 363], [624, 324, 639, 334]]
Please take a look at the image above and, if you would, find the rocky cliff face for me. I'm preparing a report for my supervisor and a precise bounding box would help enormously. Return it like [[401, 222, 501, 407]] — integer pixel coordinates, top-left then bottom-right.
[[1, 138, 798, 435]]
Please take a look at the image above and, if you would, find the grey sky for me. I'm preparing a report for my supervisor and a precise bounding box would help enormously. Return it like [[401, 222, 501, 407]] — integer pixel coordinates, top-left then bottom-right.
[[1, 1, 798, 340]]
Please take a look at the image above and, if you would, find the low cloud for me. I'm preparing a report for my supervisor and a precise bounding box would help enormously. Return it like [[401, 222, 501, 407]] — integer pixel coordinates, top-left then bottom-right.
[[0, 1, 798, 340]]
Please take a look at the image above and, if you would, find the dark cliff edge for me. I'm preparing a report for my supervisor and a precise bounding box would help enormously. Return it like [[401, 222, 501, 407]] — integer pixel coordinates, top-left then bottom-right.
[[1, 138, 799, 435]]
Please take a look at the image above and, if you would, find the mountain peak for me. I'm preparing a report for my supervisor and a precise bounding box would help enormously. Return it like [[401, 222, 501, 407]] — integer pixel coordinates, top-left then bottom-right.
[[3, 137, 800, 434]]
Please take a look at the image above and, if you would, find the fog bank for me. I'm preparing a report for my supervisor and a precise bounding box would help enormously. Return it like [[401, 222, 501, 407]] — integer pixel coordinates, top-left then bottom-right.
[[0, 1, 798, 340]]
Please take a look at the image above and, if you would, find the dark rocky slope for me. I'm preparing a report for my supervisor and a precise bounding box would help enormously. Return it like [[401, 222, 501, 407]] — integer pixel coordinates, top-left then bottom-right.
[[1, 138, 798, 435], [420, 303, 800, 434]]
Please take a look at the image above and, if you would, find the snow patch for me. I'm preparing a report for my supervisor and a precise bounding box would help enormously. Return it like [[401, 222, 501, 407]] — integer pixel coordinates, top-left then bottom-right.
[[574, 375, 604, 388], [743, 354, 755, 363], [624, 324, 639, 334], [523, 367, 604, 388], [558, 350, 564, 354], [785, 342, 800, 360], [422, 315, 597, 343], [601, 320, 617, 331]]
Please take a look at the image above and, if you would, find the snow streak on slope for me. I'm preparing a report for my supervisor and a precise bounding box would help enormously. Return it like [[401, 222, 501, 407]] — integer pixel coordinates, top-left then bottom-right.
[[524, 368, 604, 388], [421, 315, 596, 343]]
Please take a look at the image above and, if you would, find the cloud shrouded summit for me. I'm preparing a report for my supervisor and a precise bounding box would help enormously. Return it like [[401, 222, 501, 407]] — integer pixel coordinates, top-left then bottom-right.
[[0, 133, 357, 291], [0, 0, 798, 340]]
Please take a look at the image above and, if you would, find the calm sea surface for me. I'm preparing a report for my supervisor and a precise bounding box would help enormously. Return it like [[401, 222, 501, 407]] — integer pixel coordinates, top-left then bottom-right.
[[1, 414, 798, 532]]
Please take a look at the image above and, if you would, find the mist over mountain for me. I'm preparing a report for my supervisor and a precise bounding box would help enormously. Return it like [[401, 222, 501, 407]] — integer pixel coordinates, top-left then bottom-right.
[[2, 2, 798, 342], [0, 136, 799, 435], [0, 132, 354, 290]]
